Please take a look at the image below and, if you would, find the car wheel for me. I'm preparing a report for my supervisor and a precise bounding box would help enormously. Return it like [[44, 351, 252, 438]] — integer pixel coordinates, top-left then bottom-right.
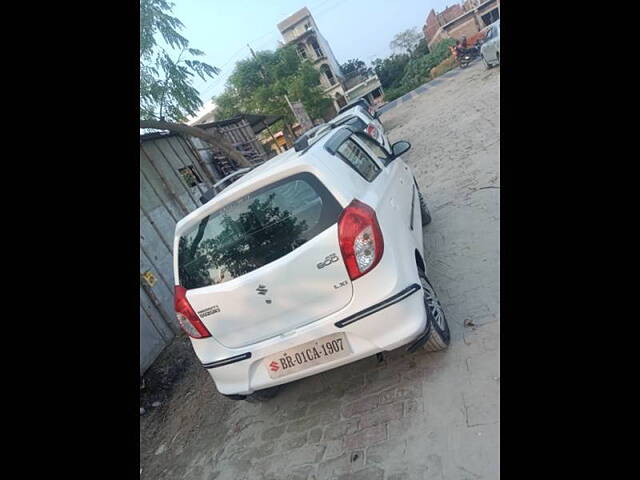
[[248, 385, 282, 402], [224, 384, 283, 402], [418, 191, 432, 226], [222, 394, 247, 401], [419, 271, 450, 352]]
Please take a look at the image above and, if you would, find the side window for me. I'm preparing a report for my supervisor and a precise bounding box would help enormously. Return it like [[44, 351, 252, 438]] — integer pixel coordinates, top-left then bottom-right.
[[337, 138, 381, 182], [356, 134, 391, 166]]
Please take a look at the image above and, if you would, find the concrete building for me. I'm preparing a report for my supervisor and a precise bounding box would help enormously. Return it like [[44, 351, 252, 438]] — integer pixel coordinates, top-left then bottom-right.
[[277, 7, 383, 114], [423, 0, 500, 48]]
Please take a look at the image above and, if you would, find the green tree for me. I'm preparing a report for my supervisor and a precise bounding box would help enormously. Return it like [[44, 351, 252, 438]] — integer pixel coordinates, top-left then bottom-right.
[[340, 59, 372, 80], [214, 45, 331, 126], [140, 0, 219, 122], [398, 39, 457, 96], [411, 38, 430, 58], [139, 0, 250, 167], [389, 27, 423, 55], [371, 54, 410, 90]]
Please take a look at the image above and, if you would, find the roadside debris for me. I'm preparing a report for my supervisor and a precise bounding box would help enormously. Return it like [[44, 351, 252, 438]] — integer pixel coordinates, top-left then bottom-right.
[[152, 401, 162, 408]]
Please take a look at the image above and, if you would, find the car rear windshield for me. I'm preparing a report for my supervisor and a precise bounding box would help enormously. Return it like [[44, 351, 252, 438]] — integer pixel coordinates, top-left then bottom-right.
[[178, 172, 342, 289]]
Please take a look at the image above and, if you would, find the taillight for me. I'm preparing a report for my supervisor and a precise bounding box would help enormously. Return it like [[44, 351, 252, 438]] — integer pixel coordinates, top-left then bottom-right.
[[174, 286, 211, 339], [366, 123, 379, 140], [338, 199, 384, 280]]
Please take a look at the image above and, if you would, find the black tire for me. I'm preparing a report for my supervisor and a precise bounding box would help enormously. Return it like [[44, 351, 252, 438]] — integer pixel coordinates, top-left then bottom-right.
[[418, 271, 450, 352], [223, 394, 247, 401], [224, 384, 282, 402], [418, 191, 432, 226], [248, 385, 282, 402]]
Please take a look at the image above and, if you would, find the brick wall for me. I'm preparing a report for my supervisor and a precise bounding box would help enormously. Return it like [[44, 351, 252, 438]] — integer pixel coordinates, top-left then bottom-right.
[[447, 19, 482, 41]]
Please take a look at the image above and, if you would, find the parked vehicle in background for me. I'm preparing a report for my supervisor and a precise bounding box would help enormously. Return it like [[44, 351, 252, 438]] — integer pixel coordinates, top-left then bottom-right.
[[295, 105, 391, 154], [337, 96, 377, 119], [459, 44, 481, 68], [331, 106, 390, 152], [173, 123, 449, 400], [480, 20, 500, 68]]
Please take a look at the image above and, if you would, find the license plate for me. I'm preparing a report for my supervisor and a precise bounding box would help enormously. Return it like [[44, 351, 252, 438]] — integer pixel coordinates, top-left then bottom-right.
[[264, 333, 351, 379]]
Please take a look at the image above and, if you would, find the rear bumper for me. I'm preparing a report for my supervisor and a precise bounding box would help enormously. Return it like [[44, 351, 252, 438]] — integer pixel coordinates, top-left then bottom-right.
[[201, 282, 427, 395]]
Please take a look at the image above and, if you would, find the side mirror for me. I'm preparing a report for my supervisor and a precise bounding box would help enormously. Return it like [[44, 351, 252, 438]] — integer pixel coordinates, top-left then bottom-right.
[[391, 140, 411, 158]]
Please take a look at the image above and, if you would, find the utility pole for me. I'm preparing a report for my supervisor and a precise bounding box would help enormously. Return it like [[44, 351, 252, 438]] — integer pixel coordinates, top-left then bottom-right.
[[248, 44, 269, 81]]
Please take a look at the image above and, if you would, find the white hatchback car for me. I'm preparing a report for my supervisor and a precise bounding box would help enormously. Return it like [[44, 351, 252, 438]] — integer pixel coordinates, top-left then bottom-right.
[[480, 19, 500, 68], [173, 125, 450, 399]]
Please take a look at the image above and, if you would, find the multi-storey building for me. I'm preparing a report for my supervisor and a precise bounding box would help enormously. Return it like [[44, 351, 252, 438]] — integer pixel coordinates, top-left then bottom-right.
[[277, 7, 383, 115]]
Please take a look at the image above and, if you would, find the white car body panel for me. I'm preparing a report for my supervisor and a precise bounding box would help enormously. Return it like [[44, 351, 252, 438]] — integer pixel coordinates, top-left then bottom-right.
[[173, 126, 430, 395], [481, 20, 500, 66]]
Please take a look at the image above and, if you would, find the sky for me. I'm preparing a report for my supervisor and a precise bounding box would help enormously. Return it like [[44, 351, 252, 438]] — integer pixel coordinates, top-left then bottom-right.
[[171, 0, 455, 116]]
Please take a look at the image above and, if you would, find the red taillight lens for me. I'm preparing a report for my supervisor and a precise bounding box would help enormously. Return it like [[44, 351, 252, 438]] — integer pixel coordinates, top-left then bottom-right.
[[174, 286, 211, 339], [366, 123, 378, 140], [338, 199, 384, 280]]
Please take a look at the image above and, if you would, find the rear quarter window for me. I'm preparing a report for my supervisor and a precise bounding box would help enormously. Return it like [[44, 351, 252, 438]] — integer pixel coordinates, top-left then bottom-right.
[[336, 138, 381, 182], [345, 116, 367, 132], [178, 173, 341, 289]]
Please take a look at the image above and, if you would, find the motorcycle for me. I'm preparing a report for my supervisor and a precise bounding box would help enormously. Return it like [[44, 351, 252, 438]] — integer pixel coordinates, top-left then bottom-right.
[[459, 44, 481, 68]]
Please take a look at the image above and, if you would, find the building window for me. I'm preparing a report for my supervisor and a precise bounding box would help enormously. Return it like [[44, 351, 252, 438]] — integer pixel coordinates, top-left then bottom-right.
[[297, 44, 307, 59], [481, 8, 499, 26], [309, 38, 323, 58], [178, 166, 203, 187], [321, 64, 336, 86]]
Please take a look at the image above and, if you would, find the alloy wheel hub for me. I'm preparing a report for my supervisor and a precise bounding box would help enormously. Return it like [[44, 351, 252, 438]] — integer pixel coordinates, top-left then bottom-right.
[[421, 277, 445, 330]]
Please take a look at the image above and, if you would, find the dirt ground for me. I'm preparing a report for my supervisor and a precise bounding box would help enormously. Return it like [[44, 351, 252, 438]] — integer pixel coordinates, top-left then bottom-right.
[[140, 59, 499, 480]]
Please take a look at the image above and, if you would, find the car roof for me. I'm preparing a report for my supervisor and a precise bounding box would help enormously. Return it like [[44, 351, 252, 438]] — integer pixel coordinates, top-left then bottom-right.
[[337, 98, 371, 114], [332, 105, 368, 123]]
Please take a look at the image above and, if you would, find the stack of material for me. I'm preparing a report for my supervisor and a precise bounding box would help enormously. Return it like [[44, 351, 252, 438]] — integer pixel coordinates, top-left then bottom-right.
[[191, 114, 281, 178]]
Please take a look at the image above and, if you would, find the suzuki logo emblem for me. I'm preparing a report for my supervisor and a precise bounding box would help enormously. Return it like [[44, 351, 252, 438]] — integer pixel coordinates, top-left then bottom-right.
[[269, 361, 280, 371], [256, 285, 268, 295]]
